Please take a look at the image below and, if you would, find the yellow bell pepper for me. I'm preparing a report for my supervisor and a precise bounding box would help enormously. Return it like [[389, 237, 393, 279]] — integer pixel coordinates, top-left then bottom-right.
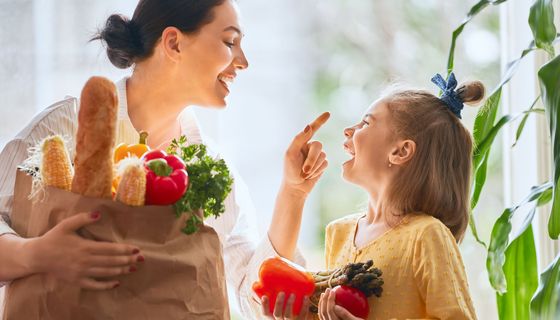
[[114, 131, 150, 163]]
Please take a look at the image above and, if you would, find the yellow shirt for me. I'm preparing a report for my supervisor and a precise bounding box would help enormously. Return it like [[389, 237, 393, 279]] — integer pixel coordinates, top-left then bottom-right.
[[325, 213, 476, 320]]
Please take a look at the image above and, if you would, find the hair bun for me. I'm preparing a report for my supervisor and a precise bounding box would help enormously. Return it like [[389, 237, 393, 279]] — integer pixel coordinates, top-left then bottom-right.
[[94, 14, 144, 69], [456, 80, 485, 105]]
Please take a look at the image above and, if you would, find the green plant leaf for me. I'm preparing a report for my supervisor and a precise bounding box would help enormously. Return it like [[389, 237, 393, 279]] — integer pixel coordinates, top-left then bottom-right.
[[538, 55, 560, 239], [531, 253, 560, 320], [446, 0, 510, 74], [512, 97, 542, 147], [468, 38, 550, 245], [529, 0, 557, 57], [486, 183, 552, 293], [496, 225, 538, 320]]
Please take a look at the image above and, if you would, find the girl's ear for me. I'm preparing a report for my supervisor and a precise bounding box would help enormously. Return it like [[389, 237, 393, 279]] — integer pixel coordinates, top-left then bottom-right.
[[389, 139, 416, 166]]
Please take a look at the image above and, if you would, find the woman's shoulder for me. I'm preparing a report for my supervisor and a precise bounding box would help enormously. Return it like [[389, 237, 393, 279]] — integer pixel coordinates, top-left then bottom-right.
[[14, 96, 78, 143]]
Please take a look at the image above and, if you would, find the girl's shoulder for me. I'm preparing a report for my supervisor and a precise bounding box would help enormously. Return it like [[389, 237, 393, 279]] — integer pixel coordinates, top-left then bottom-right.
[[404, 212, 457, 243], [325, 212, 362, 236]]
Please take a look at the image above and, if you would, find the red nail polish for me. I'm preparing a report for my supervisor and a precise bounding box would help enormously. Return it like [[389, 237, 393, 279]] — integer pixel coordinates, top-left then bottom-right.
[[304, 165, 311, 173], [132, 248, 140, 255], [137, 255, 145, 262], [130, 266, 137, 272], [113, 283, 120, 289], [91, 212, 100, 219], [304, 125, 311, 133]]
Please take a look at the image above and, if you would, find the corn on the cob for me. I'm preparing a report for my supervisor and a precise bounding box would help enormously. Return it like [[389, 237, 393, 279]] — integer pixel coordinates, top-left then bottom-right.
[[116, 160, 146, 206], [41, 135, 73, 191]]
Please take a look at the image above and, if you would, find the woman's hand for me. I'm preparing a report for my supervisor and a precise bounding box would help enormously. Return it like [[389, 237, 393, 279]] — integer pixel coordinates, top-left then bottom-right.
[[283, 112, 330, 196], [260, 292, 311, 320], [268, 112, 331, 260], [26, 211, 143, 290], [319, 288, 364, 320]]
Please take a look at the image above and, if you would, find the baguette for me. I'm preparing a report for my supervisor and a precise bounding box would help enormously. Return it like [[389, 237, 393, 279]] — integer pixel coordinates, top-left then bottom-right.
[[71, 76, 118, 198]]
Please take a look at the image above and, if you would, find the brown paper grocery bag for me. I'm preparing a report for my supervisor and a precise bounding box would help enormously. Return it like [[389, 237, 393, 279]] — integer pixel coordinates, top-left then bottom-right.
[[3, 170, 229, 320]]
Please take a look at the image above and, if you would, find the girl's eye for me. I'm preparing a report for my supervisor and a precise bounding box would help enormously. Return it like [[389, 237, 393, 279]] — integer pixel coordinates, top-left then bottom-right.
[[224, 42, 235, 48], [361, 120, 370, 127]]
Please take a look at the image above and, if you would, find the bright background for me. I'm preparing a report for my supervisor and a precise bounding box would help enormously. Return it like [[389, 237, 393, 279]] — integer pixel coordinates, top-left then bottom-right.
[[0, 1, 545, 319]]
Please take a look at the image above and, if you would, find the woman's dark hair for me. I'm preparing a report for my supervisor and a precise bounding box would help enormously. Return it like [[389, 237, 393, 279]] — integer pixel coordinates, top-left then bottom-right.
[[92, 0, 227, 69]]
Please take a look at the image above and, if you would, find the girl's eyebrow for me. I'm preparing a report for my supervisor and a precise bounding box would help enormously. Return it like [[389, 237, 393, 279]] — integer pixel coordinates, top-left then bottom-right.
[[364, 114, 375, 120]]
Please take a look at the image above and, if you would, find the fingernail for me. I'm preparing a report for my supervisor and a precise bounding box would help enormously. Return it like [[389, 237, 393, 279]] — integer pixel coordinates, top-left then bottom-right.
[[90, 211, 100, 219], [304, 125, 311, 133], [132, 248, 140, 255], [303, 165, 311, 173], [137, 255, 145, 262], [129, 266, 137, 272], [113, 282, 120, 289]]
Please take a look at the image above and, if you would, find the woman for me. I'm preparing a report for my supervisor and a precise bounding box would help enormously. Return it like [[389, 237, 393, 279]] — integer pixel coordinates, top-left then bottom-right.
[[0, 0, 328, 318]]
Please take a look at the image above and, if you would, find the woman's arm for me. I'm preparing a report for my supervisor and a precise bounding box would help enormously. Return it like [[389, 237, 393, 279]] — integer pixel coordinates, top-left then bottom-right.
[[268, 112, 330, 260], [0, 212, 142, 289], [0, 100, 143, 290]]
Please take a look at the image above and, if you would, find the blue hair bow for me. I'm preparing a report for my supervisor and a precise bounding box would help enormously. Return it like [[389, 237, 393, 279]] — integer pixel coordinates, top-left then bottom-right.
[[431, 72, 464, 119]]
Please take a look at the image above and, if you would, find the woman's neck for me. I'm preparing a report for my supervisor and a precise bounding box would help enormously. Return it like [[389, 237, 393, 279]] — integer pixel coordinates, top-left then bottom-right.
[[125, 67, 189, 149]]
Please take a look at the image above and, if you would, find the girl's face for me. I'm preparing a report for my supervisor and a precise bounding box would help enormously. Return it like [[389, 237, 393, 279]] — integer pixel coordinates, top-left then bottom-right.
[[342, 100, 397, 190], [175, 0, 248, 107]]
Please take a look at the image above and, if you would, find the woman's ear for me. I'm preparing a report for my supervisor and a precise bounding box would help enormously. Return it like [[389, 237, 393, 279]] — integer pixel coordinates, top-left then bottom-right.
[[160, 26, 185, 62], [389, 139, 416, 166]]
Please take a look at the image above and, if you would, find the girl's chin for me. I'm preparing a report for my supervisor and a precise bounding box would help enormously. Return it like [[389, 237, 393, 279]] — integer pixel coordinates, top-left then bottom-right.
[[341, 158, 354, 179]]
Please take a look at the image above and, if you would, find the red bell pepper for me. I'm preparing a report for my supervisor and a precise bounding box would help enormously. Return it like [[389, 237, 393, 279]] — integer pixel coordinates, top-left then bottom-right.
[[333, 285, 369, 319], [252, 257, 315, 316], [142, 150, 189, 205]]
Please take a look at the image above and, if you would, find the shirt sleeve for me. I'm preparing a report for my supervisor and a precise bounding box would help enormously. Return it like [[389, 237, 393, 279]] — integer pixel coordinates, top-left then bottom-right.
[[0, 138, 30, 237], [216, 164, 306, 319], [324, 222, 334, 270], [0, 97, 78, 289], [412, 222, 477, 320]]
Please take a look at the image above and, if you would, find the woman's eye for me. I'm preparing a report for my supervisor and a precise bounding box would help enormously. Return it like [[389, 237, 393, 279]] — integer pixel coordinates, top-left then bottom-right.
[[361, 120, 370, 127], [224, 41, 235, 48]]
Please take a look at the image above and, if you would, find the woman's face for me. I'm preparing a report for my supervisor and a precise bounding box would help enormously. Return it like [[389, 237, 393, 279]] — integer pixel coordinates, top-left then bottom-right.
[[176, 0, 248, 107], [342, 100, 396, 190]]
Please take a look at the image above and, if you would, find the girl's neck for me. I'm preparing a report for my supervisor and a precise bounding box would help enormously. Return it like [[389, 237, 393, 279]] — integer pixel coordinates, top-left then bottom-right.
[[365, 199, 386, 225], [365, 189, 402, 226]]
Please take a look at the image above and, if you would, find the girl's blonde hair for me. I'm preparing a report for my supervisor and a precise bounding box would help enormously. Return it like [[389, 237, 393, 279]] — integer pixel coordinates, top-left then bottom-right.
[[383, 80, 485, 243]]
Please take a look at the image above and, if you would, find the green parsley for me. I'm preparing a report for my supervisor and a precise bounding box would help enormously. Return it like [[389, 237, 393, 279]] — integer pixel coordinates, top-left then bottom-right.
[[167, 136, 234, 234]]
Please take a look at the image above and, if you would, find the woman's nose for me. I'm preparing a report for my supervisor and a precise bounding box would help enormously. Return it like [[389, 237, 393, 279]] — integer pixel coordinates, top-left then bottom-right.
[[234, 48, 249, 70], [344, 127, 354, 138]]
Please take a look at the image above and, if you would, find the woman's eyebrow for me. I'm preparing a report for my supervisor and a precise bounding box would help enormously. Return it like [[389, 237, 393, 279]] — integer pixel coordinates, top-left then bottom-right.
[[364, 114, 375, 120], [223, 26, 243, 36]]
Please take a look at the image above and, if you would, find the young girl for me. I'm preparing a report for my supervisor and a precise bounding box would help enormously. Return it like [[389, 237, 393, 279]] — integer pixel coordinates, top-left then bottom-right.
[[317, 73, 482, 320]]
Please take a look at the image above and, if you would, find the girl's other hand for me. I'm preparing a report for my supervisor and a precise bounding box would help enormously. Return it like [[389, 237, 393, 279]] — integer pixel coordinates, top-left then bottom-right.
[[318, 288, 364, 320]]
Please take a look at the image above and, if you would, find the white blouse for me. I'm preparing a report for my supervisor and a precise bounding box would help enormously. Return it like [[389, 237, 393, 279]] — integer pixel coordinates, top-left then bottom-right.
[[0, 77, 304, 318]]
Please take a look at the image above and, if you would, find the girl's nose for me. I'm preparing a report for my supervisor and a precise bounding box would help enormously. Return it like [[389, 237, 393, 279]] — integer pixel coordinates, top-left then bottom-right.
[[344, 127, 354, 138]]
